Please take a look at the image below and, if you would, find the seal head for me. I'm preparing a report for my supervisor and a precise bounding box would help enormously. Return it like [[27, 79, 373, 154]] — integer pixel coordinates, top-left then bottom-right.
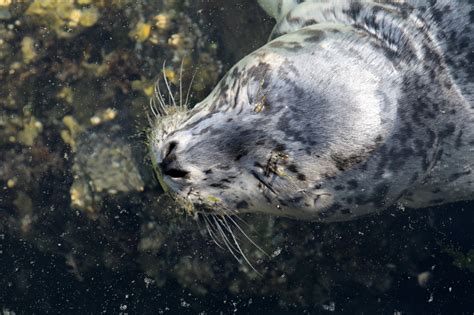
[[151, 25, 403, 220], [150, 0, 473, 221]]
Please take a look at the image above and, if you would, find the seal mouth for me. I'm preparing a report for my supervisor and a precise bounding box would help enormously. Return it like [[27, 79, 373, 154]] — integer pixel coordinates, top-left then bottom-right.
[[194, 202, 219, 215], [167, 186, 232, 218]]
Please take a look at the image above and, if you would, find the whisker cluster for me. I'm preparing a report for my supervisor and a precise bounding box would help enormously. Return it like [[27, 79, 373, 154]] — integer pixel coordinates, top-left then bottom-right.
[[198, 205, 271, 275], [148, 60, 197, 120]]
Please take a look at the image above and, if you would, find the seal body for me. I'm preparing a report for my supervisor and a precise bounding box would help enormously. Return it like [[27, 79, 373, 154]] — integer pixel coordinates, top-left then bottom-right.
[[150, 0, 473, 221]]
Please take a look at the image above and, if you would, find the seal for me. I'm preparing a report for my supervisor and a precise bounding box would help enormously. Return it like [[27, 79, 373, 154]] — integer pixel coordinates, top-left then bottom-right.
[[149, 0, 473, 222]]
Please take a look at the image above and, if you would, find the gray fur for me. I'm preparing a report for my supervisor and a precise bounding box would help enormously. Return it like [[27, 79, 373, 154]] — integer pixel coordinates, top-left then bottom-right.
[[150, 0, 473, 221]]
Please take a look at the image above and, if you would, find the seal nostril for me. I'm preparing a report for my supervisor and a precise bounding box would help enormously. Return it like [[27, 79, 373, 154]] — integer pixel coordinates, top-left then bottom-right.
[[160, 141, 189, 179], [165, 141, 178, 158], [163, 168, 190, 178]]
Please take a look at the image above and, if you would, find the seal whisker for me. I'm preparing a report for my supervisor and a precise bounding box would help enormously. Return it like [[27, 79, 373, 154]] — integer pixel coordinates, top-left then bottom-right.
[[145, 106, 154, 126], [212, 215, 243, 264], [202, 213, 226, 249], [225, 213, 271, 259], [205, 214, 228, 250], [152, 79, 168, 116], [149, 86, 161, 118], [179, 58, 184, 110], [184, 66, 197, 109], [213, 216, 240, 254], [149, 96, 158, 118], [162, 61, 177, 110], [219, 216, 262, 275], [202, 214, 225, 250]]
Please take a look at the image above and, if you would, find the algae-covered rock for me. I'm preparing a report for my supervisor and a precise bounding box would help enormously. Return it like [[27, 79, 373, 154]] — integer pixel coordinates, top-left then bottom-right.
[[70, 123, 145, 216]]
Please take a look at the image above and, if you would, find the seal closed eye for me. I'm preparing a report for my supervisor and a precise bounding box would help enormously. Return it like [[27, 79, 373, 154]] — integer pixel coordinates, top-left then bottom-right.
[[150, 0, 474, 222]]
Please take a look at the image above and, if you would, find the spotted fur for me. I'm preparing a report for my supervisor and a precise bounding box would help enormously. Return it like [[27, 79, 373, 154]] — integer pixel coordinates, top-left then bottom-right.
[[150, 0, 473, 221]]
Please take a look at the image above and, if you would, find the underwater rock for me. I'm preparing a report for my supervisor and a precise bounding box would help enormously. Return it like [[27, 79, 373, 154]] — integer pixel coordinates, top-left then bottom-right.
[[70, 123, 145, 217]]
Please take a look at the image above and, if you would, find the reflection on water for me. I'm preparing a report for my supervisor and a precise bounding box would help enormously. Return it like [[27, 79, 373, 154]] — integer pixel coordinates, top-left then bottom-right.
[[0, 1, 472, 314]]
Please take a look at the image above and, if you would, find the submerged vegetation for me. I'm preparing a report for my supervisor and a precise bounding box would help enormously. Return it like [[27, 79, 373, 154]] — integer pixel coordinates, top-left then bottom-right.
[[0, 0, 473, 313]]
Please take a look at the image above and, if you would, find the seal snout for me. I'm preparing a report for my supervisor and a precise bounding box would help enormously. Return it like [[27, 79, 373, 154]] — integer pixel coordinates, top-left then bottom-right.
[[159, 141, 190, 179]]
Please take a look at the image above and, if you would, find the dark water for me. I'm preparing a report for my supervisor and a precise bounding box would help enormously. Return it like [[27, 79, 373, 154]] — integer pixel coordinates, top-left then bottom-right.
[[1, 203, 474, 314], [0, 1, 473, 314]]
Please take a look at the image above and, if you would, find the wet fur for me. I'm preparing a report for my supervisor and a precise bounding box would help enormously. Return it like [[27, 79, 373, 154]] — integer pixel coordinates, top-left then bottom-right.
[[150, 0, 473, 221]]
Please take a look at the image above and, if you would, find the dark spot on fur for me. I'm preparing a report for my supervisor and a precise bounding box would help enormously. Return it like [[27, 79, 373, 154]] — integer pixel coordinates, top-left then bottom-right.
[[331, 153, 364, 171], [344, 1, 362, 20], [387, 147, 414, 171], [347, 179, 358, 189], [287, 164, 298, 173], [431, 6, 443, 23], [439, 123, 455, 139], [288, 17, 302, 25], [197, 126, 214, 135], [210, 183, 229, 189], [449, 169, 471, 181], [269, 40, 287, 48], [216, 164, 230, 171], [321, 172, 337, 180], [269, 40, 303, 52], [234, 150, 248, 161], [231, 67, 239, 78], [289, 196, 304, 205], [414, 139, 424, 150], [275, 143, 286, 152], [354, 194, 366, 205], [426, 129, 436, 147], [297, 173, 307, 181], [302, 19, 318, 27], [263, 193, 273, 204], [242, 62, 272, 86], [341, 208, 352, 215], [369, 183, 390, 207], [321, 203, 342, 218], [302, 29, 325, 42], [455, 130, 463, 149], [395, 123, 413, 143], [278, 199, 289, 207], [354, 182, 390, 207], [236, 201, 249, 209], [334, 185, 345, 191]]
